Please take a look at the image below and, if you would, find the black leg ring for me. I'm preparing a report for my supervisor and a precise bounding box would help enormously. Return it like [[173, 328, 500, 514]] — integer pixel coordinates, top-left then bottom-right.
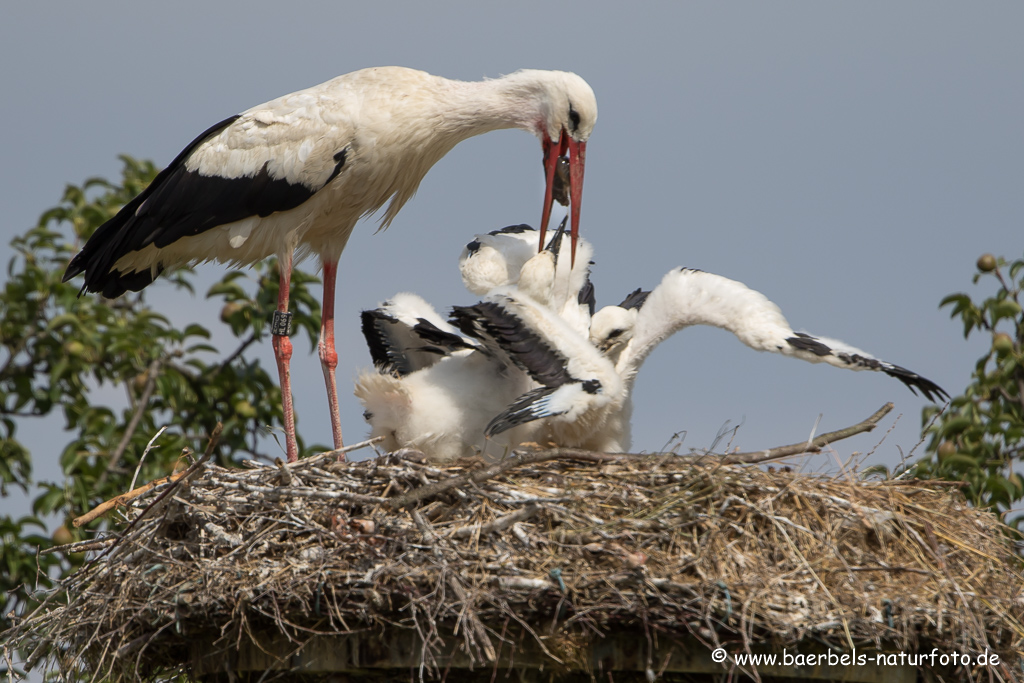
[[271, 311, 293, 337]]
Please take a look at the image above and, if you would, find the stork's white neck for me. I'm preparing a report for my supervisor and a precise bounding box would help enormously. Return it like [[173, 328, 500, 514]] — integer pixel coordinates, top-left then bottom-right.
[[435, 72, 558, 142]]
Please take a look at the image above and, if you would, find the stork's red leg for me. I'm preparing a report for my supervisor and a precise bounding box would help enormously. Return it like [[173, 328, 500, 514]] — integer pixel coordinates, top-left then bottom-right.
[[272, 253, 299, 462], [318, 258, 345, 459]]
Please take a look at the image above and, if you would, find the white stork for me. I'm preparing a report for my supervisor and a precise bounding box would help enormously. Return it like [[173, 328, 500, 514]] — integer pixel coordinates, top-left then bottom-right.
[[593, 268, 949, 399], [61, 66, 597, 461], [452, 288, 623, 450]]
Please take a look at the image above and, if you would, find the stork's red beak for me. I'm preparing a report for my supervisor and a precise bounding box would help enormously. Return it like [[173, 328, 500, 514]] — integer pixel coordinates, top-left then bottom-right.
[[540, 130, 586, 266]]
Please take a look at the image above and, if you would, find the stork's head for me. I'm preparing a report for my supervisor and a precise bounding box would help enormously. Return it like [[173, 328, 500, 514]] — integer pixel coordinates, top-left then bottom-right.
[[508, 70, 596, 267], [589, 306, 637, 362]]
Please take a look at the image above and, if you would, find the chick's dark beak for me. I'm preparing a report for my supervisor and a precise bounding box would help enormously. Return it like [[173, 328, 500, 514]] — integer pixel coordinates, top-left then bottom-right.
[[540, 129, 568, 252]]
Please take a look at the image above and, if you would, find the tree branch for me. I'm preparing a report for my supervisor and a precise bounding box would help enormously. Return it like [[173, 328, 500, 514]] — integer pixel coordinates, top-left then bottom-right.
[[96, 358, 161, 488], [210, 331, 259, 379]]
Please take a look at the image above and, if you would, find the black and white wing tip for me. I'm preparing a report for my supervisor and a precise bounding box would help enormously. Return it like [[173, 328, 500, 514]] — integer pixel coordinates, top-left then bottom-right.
[[874, 362, 950, 403], [786, 333, 949, 403], [410, 317, 479, 354], [486, 385, 563, 436], [362, 302, 482, 377], [485, 380, 601, 436], [360, 309, 414, 376]]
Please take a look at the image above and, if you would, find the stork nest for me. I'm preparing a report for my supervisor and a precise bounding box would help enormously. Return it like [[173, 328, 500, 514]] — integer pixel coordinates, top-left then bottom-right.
[[6, 442, 1024, 682]]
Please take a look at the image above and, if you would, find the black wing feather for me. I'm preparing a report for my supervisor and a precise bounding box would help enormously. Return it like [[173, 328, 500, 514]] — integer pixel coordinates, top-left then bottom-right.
[[488, 224, 535, 236], [450, 301, 573, 388], [486, 385, 563, 436], [64, 115, 347, 298], [618, 288, 651, 311], [577, 277, 596, 316], [786, 333, 949, 402]]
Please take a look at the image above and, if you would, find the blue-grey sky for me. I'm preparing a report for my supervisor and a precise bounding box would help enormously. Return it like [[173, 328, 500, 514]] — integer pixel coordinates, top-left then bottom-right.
[[2, 3, 1022, 523]]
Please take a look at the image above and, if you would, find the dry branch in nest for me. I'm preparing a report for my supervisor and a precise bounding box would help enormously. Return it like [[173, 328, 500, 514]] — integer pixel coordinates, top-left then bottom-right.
[[5, 407, 1024, 682]]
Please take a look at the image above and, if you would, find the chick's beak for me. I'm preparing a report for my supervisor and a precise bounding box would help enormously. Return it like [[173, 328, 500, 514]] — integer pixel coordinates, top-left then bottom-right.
[[540, 130, 568, 252]]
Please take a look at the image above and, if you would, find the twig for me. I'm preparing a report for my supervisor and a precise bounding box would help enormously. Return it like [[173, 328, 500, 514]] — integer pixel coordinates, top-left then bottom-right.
[[316, 436, 385, 463], [40, 537, 117, 556], [712, 403, 893, 464], [128, 425, 168, 491], [97, 358, 162, 488], [74, 469, 187, 528]]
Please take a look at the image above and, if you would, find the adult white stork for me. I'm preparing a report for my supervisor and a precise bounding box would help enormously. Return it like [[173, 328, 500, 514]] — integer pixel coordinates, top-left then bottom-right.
[[61, 66, 597, 461]]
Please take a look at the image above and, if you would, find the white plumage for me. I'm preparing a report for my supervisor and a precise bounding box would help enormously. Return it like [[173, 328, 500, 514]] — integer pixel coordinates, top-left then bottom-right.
[[64, 66, 598, 461]]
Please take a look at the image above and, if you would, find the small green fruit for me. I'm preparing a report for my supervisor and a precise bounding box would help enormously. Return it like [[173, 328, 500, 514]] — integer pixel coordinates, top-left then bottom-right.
[[234, 400, 257, 419], [220, 302, 245, 324], [937, 441, 957, 462], [63, 341, 86, 358], [52, 526, 74, 546], [993, 332, 1014, 356], [976, 254, 997, 272]]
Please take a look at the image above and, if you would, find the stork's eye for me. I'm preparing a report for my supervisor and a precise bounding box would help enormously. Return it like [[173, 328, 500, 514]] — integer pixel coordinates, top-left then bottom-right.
[[568, 105, 581, 132]]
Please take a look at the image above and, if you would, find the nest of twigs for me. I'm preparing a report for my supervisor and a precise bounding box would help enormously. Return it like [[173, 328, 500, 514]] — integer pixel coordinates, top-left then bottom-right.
[[6, 424, 1024, 682]]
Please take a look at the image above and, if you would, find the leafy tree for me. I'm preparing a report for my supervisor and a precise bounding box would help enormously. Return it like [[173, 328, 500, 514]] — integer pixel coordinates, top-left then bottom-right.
[[912, 252, 1024, 528], [0, 156, 322, 643]]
